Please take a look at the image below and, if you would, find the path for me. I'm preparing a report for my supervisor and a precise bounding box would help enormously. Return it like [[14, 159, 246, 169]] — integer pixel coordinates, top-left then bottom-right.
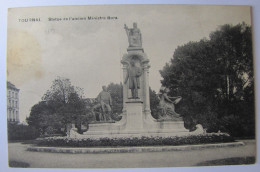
[[8, 140, 256, 168]]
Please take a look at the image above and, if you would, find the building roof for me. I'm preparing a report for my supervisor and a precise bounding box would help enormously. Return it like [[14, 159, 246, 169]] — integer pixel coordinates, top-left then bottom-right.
[[7, 81, 19, 91]]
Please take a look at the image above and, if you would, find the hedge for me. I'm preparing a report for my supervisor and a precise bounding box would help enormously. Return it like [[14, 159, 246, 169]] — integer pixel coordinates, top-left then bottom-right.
[[36, 133, 234, 147], [8, 122, 39, 141]]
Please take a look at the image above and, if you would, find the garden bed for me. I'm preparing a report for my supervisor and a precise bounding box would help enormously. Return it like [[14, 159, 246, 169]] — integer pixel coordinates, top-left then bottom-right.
[[35, 133, 235, 147]]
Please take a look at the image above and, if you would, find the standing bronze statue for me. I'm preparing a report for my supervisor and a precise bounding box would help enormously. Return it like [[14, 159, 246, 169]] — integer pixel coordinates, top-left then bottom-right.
[[124, 60, 142, 99], [124, 22, 142, 47]]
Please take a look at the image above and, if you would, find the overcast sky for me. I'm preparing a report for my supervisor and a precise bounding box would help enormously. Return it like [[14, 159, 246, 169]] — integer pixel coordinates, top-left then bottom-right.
[[7, 5, 251, 122]]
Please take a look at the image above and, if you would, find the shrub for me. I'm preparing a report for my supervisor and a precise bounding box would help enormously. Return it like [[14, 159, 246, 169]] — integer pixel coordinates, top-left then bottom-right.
[[9, 160, 30, 168], [36, 133, 234, 147], [8, 122, 39, 141]]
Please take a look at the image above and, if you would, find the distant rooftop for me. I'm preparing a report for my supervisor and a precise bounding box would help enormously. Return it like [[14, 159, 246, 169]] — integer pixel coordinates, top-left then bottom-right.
[[7, 81, 19, 91]]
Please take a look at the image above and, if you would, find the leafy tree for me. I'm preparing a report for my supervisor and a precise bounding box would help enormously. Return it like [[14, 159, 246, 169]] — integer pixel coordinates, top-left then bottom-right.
[[209, 23, 254, 136], [150, 87, 160, 119], [67, 92, 89, 133], [27, 77, 86, 135], [42, 77, 84, 106], [26, 101, 63, 135], [160, 23, 255, 137], [107, 83, 123, 115]]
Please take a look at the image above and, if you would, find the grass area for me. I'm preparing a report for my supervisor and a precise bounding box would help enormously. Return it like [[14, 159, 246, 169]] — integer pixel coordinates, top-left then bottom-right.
[[234, 136, 256, 140], [196, 156, 255, 166], [9, 160, 30, 168], [8, 140, 37, 144]]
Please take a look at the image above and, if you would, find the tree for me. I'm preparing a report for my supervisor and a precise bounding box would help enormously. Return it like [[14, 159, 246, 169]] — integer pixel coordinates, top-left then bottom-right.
[[8, 122, 39, 141], [27, 77, 86, 135], [209, 23, 253, 114], [26, 101, 62, 135], [160, 23, 255, 137], [66, 92, 88, 133], [42, 77, 84, 106], [209, 23, 254, 136], [160, 39, 219, 131], [149, 87, 160, 119], [106, 83, 123, 121], [107, 83, 123, 114]]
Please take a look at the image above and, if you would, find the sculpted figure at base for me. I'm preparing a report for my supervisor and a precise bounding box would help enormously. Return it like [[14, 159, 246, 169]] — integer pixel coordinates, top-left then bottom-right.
[[124, 22, 142, 47], [93, 86, 113, 121], [124, 60, 142, 99], [191, 124, 205, 134], [158, 86, 182, 120]]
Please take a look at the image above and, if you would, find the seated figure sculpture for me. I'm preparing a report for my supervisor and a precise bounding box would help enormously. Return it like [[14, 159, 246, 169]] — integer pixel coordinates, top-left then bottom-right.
[[158, 86, 182, 120]]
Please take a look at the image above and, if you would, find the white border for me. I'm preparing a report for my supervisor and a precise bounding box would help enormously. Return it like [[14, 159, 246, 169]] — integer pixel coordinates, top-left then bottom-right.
[[0, 1, 259, 172]]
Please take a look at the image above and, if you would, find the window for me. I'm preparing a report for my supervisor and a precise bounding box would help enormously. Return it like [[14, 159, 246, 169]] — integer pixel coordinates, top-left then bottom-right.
[[15, 93, 18, 99], [16, 111, 18, 121], [8, 91, 10, 97], [10, 110, 12, 120], [15, 101, 17, 108], [12, 92, 14, 98], [12, 100, 14, 107]]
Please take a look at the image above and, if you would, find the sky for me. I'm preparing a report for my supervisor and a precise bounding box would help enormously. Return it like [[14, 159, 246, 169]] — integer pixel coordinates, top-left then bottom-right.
[[7, 5, 251, 123]]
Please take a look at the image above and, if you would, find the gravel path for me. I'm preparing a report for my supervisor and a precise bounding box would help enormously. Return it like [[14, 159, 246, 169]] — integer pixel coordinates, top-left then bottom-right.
[[8, 140, 256, 168]]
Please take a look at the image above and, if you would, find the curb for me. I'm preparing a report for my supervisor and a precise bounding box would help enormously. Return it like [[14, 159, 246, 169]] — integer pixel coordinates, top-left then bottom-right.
[[27, 141, 245, 154]]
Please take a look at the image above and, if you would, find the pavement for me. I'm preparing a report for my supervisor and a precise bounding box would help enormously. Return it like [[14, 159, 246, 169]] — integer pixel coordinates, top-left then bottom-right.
[[8, 140, 256, 168]]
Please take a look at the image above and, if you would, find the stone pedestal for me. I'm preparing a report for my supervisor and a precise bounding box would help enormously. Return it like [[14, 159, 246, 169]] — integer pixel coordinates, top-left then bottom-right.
[[83, 99, 190, 138], [125, 100, 143, 131]]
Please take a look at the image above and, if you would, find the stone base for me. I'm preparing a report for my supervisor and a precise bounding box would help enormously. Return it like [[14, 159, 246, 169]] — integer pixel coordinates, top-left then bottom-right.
[[85, 115, 126, 133], [125, 100, 143, 131], [80, 100, 192, 138], [127, 47, 144, 52], [82, 123, 190, 138]]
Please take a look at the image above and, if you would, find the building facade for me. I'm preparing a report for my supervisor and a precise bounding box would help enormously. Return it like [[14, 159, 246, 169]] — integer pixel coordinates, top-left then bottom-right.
[[7, 81, 20, 122]]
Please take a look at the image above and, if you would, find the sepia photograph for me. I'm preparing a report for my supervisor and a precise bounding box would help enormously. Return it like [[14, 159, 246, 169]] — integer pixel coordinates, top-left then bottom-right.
[[5, 3, 257, 170]]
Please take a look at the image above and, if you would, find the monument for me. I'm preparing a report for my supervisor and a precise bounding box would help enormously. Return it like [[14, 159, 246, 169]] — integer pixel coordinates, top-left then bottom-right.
[[80, 22, 192, 138]]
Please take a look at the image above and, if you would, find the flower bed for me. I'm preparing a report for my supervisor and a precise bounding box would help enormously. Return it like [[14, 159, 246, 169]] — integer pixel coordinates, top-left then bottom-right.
[[35, 133, 234, 147]]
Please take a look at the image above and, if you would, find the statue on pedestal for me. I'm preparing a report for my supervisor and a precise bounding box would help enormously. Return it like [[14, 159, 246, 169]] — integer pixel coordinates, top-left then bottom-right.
[[124, 60, 142, 99], [158, 86, 182, 120], [124, 22, 142, 47]]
